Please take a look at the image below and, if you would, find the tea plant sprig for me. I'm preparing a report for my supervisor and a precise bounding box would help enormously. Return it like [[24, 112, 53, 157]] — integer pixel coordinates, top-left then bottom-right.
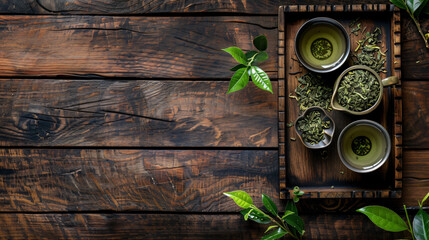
[[222, 35, 273, 94], [357, 191, 429, 240], [390, 0, 429, 49], [224, 187, 305, 240]]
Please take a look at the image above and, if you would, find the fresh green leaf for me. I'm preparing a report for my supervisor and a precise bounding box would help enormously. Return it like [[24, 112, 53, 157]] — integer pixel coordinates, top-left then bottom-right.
[[357, 206, 408, 232], [244, 209, 253, 221], [222, 47, 247, 65], [223, 191, 253, 209], [413, 209, 429, 240], [261, 227, 287, 240], [227, 67, 249, 94], [230, 64, 246, 71], [250, 66, 273, 93], [422, 192, 429, 206], [240, 208, 271, 224], [390, 0, 408, 9], [262, 194, 278, 216], [284, 214, 305, 235], [245, 50, 258, 60], [264, 225, 279, 233], [281, 210, 295, 219], [285, 201, 298, 215], [255, 51, 269, 64], [406, 0, 427, 15], [253, 35, 268, 51], [415, 0, 429, 17], [426, 33, 429, 40]]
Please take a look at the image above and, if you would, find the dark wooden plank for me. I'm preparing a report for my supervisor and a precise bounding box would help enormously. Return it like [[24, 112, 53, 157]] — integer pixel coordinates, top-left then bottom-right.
[[0, 149, 279, 211], [0, 0, 392, 15], [402, 17, 429, 80], [403, 150, 429, 206], [0, 79, 277, 147], [0, 213, 403, 239], [0, 16, 277, 79], [403, 81, 429, 148]]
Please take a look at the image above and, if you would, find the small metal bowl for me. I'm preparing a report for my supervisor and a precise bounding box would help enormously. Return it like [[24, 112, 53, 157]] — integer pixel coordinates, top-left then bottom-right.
[[294, 107, 335, 149]]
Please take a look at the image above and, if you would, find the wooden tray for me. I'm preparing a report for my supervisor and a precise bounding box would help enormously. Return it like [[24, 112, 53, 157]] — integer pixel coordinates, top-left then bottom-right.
[[278, 4, 402, 199]]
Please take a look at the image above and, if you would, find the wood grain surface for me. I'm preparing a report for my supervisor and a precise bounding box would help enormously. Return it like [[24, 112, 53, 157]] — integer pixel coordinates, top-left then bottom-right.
[[0, 149, 279, 212], [0, 15, 277, 79], [402, 17, 429, 80], [0, 213, 403, 239], [0, 79, 277, 147], [403, 150, 429, 205], [0, 0, 391, 15], [403, 81, 429, 148]]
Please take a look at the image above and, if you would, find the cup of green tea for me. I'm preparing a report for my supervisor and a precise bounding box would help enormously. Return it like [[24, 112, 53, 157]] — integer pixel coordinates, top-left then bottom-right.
[[295, 17, 350, 73], [337, 120, 391, 173], [331, 65, 398, 115]]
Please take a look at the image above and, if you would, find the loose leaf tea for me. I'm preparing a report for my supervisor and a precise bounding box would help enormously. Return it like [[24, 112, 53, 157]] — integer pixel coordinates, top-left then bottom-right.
[[294, 73, 333, 112], [353, 27, 387, 73], [297, 111, 330, 145], [337, 69, 380, 112]]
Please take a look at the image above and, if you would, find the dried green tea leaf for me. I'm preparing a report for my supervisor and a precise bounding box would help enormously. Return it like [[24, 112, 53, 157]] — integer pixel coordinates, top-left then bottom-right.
[[296, 111, 330, 145], [337, 69, 380, 112], [294, 73, 333, 112]]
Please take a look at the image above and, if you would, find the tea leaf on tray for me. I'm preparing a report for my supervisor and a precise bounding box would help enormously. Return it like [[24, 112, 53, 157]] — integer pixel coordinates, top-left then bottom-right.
[[294, 73, 333, 112], [353, 27, 387, 73]]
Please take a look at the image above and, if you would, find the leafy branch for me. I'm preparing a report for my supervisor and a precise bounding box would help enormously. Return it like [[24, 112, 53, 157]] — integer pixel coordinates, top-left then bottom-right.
[[357, 192, 429, 240], [222, 35, 273, 94], [224, 187, 305, 240], [391, 0, 429, 49]]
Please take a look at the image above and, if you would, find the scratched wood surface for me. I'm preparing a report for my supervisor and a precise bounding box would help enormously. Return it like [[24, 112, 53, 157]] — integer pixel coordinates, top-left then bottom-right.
[[0, 0, 428, 239], [0, 213, 403, 239], [0, 0, 392, 15], [0, 16, 277, 79], [0, 80, 277, 147], [0, 149, 279, 212]]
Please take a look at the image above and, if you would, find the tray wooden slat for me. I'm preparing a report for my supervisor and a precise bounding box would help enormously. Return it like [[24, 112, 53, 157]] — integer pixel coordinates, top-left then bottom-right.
[[278, 4, 402, 199]]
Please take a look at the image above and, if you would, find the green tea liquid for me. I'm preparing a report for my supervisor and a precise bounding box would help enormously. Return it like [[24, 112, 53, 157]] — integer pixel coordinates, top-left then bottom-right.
[[298, 23, 346, 70], [340, 124, 387, 170]]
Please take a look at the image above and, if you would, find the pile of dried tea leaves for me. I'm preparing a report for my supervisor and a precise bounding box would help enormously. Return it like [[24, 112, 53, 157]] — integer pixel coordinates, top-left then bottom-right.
[[352, 26, 387, 73], [297, 111, 330, 145], [294, 72, 333, 112], [337, 69, 380, 112]]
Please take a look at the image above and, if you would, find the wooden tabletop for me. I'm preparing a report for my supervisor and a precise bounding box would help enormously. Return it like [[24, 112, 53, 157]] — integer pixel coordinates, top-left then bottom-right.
[[0, 0, 427, 239]]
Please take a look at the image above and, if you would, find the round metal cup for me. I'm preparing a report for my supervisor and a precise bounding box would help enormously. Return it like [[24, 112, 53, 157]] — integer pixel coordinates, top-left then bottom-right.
[[337, 120, 391, 173], [295, 17, 350, 73]]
